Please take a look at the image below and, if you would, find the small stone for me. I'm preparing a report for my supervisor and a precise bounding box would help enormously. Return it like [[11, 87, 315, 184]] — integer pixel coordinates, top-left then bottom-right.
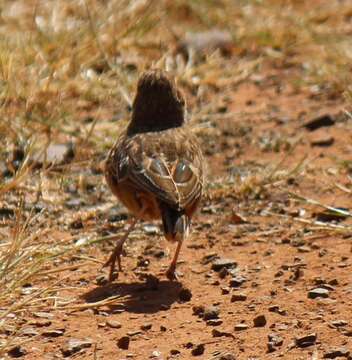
[[106, 320, 122, 329], [342, 329, 352, 337], [215, 353, 236, 360], [212, 258, 237, 271], [179, 288, 192, 302], [268, 333, 283, 346], [192, 305, 205, 317], [8, 345, 27, 358], [127, 330, 142, 336], [21, 327, 39, 336], [96, 274, 109, 286], [253, 314, 267, 327], [303, 114, 335, 131], [229, 275, 246, 288], [151, 350, 162, 358], [42, 329, 65, 337], [203, 306, 220, 320], [330, 320, 348, 328], [221, 287, 230, 294], [65, 198, 84, 209], [143, 224, 159, 235], [141, 323, 152, 331], [267, 333, 283, 352], [170, 349, 181, 355], [234, 323, 248, 331], [297, 245, 311, 253], [295, 333, 317, 348], [212, 329, 233, 338], [32, 142, 75, 167], [117, 336, 130, 350], [323, 347, 350, 359], [61, 338, 92, 357], [218, 267, 228, 278], [311, 135, 334, 147], [206, 319, 223, 326], [28, 319, 51, 327], [268, 305, 287, 316], [308, 288, 329, 299], [191, 344, 205, 356], [231, 293, 247, 302]]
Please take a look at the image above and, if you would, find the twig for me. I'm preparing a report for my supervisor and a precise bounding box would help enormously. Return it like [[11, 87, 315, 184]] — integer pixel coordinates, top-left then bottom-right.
[[289, 191, 352, 217]]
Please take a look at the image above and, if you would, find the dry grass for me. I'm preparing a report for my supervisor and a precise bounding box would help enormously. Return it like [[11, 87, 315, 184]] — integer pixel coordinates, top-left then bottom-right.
[[1, 0, 352, 355]]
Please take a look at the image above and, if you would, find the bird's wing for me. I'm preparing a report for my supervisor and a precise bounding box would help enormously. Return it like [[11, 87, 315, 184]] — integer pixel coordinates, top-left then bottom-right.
[[120, 130, 204, 209]]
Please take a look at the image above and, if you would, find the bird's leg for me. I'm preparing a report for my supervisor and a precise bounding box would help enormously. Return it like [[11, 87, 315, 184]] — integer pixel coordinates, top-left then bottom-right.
[[166, 239, 183, 281], [103, 204, 147, 282], [103, 217, 138, 281]]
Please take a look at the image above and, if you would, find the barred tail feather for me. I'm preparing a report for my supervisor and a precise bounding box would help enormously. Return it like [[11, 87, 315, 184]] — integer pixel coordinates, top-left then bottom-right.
[[159, 203, 190, 242]]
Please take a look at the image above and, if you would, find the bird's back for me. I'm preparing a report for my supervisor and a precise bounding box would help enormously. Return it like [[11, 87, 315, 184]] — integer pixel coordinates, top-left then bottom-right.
[[105, 126, 204, 224]]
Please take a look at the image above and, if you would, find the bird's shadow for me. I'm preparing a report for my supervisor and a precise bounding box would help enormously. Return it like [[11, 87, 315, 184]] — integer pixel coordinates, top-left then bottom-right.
[[81, 276, 183, 314]]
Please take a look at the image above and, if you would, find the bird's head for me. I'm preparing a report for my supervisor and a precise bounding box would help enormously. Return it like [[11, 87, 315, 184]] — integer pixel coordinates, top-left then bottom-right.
[[128, 69, 186, 135]]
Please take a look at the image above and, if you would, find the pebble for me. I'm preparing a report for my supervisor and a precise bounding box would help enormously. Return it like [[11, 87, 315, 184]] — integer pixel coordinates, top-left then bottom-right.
[[192, 305, 205, 317], [234, 323, 248, 331], [61, 338, 92, 357], [214, 353, 236, 360], [41, 329, 65, 337], [229, 275, 246, 288], [141, 323, 152, 331], [212, 329, 233, 338], [308, 288, 329, 299], [95, 274, 109, 286], [253, 314, 267, 327], [179, 288, 192, 302], [106, 320, 122, 329], [8, 345, 27, 358], [303, 114, 335, 131], [267, 333, 283, 353], [151, 350, 162, 358], [127, 330, 142, 336], [191, 344, 205, 356], [295, 333, 317, 348], [206, 319, 223, 326], [221, 287, 230, 295], [323, 347, 350, 359], [330, 320, 348, 328], [203, 306, 220, 320], [268, 305, 287, 315], [143, 224, 159, 235], [21, 327, 39, 336], [231, 293, 247, 302], [32, 143, 74, 167], [212, 258, 237, 271], [117, 336, 130, 350]]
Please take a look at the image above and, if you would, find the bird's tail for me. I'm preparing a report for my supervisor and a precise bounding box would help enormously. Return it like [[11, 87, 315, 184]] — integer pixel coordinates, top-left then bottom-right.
[[159, 204, 190, 243]]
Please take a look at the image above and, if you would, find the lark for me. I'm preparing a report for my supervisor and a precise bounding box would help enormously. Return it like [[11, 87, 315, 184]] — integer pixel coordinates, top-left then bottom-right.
[[104, 69, 204, 281]]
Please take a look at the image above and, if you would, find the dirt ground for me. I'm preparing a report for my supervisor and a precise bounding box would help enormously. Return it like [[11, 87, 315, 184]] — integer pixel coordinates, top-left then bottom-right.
[[4, 70, 351, 360], [1, 1, 352, 360]]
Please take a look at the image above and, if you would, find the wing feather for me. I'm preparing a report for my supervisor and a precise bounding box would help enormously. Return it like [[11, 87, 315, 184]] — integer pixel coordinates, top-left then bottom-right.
[[110, 128, 203, 210]]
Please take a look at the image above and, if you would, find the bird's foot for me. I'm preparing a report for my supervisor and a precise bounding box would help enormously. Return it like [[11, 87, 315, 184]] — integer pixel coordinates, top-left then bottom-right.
[[102, 247, 123, 282], [165, 263, 180, 281]]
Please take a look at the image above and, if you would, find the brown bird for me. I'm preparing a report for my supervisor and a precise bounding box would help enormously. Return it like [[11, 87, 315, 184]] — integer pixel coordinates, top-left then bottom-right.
[[104, 69, 204, 281]]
